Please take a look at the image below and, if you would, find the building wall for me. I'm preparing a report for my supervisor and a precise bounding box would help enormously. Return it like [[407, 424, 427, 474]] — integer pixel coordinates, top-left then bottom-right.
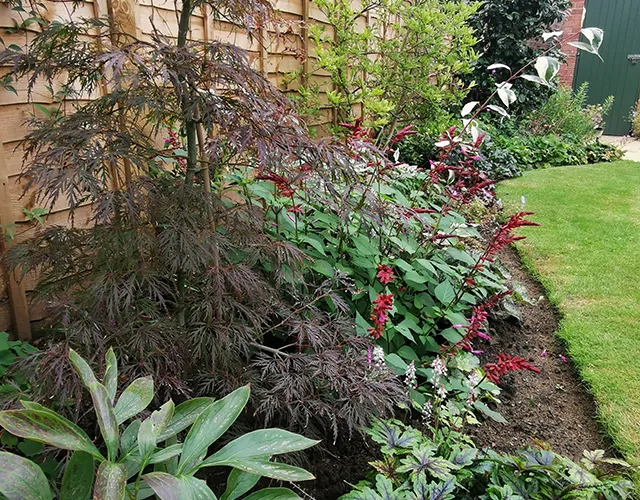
[[558, 0, 586, 86]]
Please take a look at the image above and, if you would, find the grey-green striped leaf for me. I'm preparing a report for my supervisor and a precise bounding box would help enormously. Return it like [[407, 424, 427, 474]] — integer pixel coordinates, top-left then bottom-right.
[[156, 397, 214, 443], [114, 376, 154, 425], [0, 452, 53, 500], [93, 461, 126, 500], [60, 451, 94, 500], [0, 410, 103, 459]]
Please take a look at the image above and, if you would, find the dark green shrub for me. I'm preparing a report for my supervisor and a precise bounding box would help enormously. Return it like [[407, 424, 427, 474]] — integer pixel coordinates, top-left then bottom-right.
[[340, 419, 634, 499], [466, 0, 570, 116]]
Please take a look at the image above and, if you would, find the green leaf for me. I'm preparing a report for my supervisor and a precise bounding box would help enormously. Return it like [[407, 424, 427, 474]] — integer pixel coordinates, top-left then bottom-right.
[[156, 397, 214, 443], [384, 353, 408, 375], [150, 400, 175, 442], [203, 429, 319, 466], [311, 259, 334, 277], [68, 350, 98, 388], [143, 472, 217, 500], [397, 346, 419, 362], [213, 458, 314, 482], [103, 348, 118, 405], [434, 281, 456, 305], [0, 451, 53, 500], [0, 410, 103, 459], [0, 331, 9, 351], [138, 418, 156, 460], [114, 376, 154, 425], [243, 488, 300, 500], [60, 451, 94, 500], [89, 382, 119, 461], [17, 439, 43, 457], [149, 444, 183, 465], [220, 469, 260, 500], [93, 462, 126, 500], [178, 385, 250, 474], [120, 420, 141, 455]]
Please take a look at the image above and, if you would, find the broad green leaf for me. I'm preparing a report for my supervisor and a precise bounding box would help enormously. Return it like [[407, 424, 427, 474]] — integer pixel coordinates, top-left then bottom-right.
[[68, 349, 97, 388], [396, 346, 419, 362], [149, 444, 183, 465], [211, 458, 314, 482], [150, 400, 175, 440], [221, 469, 260, 500], [89, 382, 118, 461], [103, 348, 118, 404], [157, 398, 214, 443], [114, 376, 154, 425], [138, 418, 156, 460], [93, 462, 126, 500], [203, 429, 319, 465], [121, 420, 141, 455], [178, 385, 250, 474], [60, 451, 94, 500], [311, 259, 334, 277], [0, 451, 53, 500], [0, 410, 103, 459], [384, 353, 408, 375], [243, 488, 299, 500], [143, 472, 217, 500], [434, 281, 455, 306]]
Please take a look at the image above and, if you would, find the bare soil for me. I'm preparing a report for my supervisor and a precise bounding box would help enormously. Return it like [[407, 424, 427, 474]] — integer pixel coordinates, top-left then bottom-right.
[[469, 246, 612, 460]]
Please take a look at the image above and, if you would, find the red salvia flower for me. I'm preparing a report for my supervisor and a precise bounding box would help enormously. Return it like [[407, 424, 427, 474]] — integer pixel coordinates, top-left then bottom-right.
[[368, 293, 394, 339], [480, 212, 539, 264], [376, 265, 395, 285], [483, 353, 541, 384], [287, 204, 303, 214], [455, 291, 512, 352], [256, 172, 296, 198], [390, 124, 418, 144]]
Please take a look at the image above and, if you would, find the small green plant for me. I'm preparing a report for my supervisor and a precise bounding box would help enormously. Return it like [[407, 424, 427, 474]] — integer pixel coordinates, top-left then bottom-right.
[[0, 348, 319, 499], [340, 419, 634, 499], [525, 84, 614, 143]]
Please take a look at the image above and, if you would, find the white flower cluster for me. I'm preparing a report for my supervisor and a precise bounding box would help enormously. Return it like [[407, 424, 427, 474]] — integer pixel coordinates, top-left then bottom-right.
[[404, 360, 417, 389], [422, 400, 433, 423], [372, 346, 386, 372], [431, 356, 448, 400], [466, 369, 481, 404]]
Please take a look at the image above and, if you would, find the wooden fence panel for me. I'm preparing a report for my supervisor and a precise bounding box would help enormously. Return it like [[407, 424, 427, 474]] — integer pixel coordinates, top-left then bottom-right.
[[0, 0, 359, 333]]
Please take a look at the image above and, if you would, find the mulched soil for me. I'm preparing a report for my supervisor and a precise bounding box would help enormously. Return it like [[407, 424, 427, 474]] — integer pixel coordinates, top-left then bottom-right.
[[298, 245, 612, 499], [469, 245, 612, 460]]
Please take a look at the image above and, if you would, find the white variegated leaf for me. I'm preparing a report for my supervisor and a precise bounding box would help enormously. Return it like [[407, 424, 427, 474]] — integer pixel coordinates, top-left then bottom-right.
[[461, 101, 478, 117], [542, 30, 563, 41]]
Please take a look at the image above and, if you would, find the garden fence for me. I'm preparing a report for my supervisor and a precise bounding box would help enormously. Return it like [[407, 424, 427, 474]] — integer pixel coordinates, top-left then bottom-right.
[[0, 0, 369, 338]]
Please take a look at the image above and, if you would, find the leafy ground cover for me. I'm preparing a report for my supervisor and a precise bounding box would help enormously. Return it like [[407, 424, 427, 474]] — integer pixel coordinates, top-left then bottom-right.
[[497, 160, 640, 461]]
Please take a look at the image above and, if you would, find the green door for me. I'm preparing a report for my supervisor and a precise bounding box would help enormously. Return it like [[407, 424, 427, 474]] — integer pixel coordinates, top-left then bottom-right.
[[573, 0, 640, 136]]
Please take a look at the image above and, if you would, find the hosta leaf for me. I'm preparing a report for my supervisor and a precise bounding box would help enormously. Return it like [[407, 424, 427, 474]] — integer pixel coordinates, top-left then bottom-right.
[[60, 451, 94, 500], [89, 382, 118, 461], [0, 451, 53, 500], [203, 429, 319, 465], [68, 349, 98, 388], [243, 488, 300, 500], [221, 469, 260, 500], [114, 376, 154, 425], [0, 410, 103, 459], [103, 348, 118, 405], [93, 462, 126, 500], [213, 458, 314, 482], [178, 385, 250, 474], [157, 397, 214, 442]]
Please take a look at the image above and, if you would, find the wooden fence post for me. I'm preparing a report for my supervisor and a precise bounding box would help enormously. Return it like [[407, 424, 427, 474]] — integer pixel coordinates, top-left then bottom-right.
[[0, 139, 31, 340]]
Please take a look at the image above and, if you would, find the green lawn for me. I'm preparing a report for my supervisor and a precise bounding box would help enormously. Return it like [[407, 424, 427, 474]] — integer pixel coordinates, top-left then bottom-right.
[[497, 161, 640, 461]]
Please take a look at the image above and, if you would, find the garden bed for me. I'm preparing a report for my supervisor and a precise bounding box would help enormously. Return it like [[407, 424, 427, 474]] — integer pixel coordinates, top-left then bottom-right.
[[470, 245, 611, 459]]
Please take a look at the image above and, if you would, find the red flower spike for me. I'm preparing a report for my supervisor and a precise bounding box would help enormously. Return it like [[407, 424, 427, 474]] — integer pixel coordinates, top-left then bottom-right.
[[391, 125, 418, 144], [376, 265, 395, 285], [483, 353, 541, 384], [368, 293, 394, 339], [455, 291, 512, 352]]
